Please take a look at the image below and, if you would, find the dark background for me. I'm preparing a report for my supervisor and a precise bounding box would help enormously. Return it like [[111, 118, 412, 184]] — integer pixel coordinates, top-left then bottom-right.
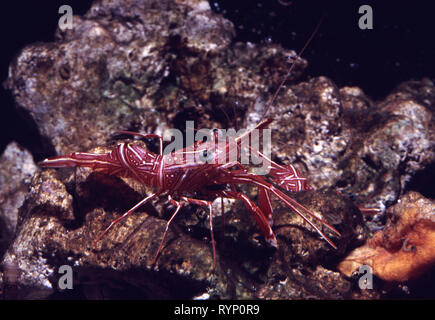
[[212, 0, 434, 98]]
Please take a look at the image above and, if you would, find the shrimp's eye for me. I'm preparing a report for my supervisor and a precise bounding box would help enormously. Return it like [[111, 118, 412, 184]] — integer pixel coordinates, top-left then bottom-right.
[[351, 270, 360, 279]]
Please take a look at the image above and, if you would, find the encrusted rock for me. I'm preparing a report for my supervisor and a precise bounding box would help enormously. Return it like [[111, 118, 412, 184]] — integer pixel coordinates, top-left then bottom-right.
[[254, 77, 435, 211], [257, 266, 356, 299], [0, 142, 38, 256], [341, 83, 434, 210], [4, 0, 305, 157]]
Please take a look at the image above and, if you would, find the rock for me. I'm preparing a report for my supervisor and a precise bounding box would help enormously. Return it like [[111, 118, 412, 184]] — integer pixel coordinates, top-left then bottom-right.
[[4, 0, 306, 157], [338, 191, 435, 283], [0, 142, 38, 256], [341, 82, 435, 210], [255, 190, 367, 299], [254, 77, 435, 211], [257, 265, 356, 300]]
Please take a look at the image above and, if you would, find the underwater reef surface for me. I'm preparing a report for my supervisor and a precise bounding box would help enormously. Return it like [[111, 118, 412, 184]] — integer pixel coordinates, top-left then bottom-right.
[[1, 0, 434, 299]]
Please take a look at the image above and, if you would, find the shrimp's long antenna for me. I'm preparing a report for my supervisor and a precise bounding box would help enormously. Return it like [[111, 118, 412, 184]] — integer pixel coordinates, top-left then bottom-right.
[[261, 15, 325, 120]]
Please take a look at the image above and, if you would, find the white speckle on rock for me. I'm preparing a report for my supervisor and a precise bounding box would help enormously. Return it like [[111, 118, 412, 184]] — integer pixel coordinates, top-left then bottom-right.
[[312, 141, 323, 154]]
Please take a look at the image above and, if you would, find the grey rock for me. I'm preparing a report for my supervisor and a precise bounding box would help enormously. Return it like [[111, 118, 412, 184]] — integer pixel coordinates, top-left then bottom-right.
[[258, 77, 435, 211], [0, 142, 38, 256]]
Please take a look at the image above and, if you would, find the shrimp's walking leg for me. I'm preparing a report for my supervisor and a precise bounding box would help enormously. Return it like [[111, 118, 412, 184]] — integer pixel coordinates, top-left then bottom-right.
[[153, 196, 217, 268], [220, 197, 225, 239], [94, 192, 160, 246], [180, 197, 216, 268], [221, 190, 277, 247], [258, 187, 274, 226], [218, 172, 340, 249], [152, 196, 183, 264]]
